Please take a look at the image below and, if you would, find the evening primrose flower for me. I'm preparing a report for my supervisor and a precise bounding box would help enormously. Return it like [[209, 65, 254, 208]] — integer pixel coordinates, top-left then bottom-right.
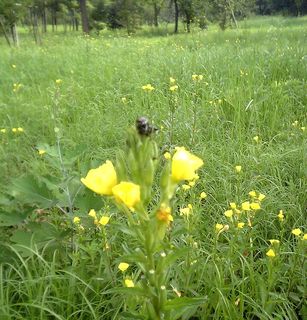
[[249, 191, 257, 198], [250, 202, 261, 210], [112, 181, 141, 209], [12, 128, 17, 133], [121, 97, 127, 104], [269, 239, 280, 245], [124, 279, 134, 287], [73, 217, 81, 224], [180, 207, 191, 216], [17, 127, 24, 132], [38, 149, 46, 155], [253, 135, 259, 143], [258, 193, 266, 201], [170, 85, 178, 92], [156, 204, 173, 225], [12, 64, 16, 68], [230, 202, 236, 209], [118, 262, 129, 272], [241, 201, 251, 211], [292, 228, 302, 236], [235, 165, 242, 173], [224, 210, 233, 218], [192, 74, 203, 81], [142, 84, 154, 91], [0, 129, 6, 133], [215, 223, 224, 232], [55, 79, 62, 84], [303, 234, 307, 240], [171, 147, 203, 182], [81, 161, 118, 195], [164, 152, 171, 160], [301, 127, 306, 132], [98, 216, 110, 226], [277, 210, 284, 221], [88, 209, 97, 219], [266, 249, 276, 258], [170, 77, 176, 84], [182, 184, 190, 191], [200, 192, 207, 199], [237, 222, 245, 229]]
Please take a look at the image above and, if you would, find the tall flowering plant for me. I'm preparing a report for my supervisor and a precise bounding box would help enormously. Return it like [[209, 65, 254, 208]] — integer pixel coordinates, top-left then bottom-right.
[[80, 117, 205, 319]]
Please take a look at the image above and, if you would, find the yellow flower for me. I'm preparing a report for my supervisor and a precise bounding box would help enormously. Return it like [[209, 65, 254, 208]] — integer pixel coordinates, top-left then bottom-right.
[[292, 228, 302, 236], [55, 79, 62, 84], [0, 129, 6, 133], [250, 202, 261, 210], [99, 216, 110, 226], [164, 152, 171, 160], [192, 74, 203, 81], [215, 223, 224, 232], [124, 279, 134, 288], [301, 127, 305, 132], [38, 149, 46, 155], [266, 249, 276, 258], [269, 239, 280, 245], [112, 181, 141, 208], [303, 234, 307, 240], [81, 161, 118, 195], [17, 127, 24, 132], [88, 209, 97, 219], [200, 192, 207, 199], [292, 120, 298, 127], [198, 75, 203, 80], [277, 210, 284, 221], [142, 84, 154, 91], [253, 135, 259, 143], [73, 217, 81, 224], [230, 202, 236, 209], [12, 64, 16, 68], [169, 77, 176, 84], [118, 262, 130, 272], [192, 74, 198, 81], [182, 184, 190, 191], [180, 207, 191, 216], [248, 191, 257, 198], [224, 210, 233, 218], [258, 193, 266, 201], [241, 201, 251, 211], [121, 97, 127, 103], [156, 204, 173, 224], [188, 181, 195, 187], [235, 165, 242, 173], [12, 128, 17, 133], [237, 222, 245, 229], [171, 147, 203, 182], [169, 85, 178, 92]]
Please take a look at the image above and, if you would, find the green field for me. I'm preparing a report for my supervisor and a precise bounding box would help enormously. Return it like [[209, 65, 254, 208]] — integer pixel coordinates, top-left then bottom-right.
[[0, 16, 306, 319]]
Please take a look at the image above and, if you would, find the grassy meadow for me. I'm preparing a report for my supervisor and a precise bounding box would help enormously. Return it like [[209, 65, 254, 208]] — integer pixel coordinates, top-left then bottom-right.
[[0, 16, 306, 319]]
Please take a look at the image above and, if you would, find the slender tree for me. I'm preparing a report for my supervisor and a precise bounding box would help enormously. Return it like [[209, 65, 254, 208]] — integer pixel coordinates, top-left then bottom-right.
[[79, 0, 89, 33]]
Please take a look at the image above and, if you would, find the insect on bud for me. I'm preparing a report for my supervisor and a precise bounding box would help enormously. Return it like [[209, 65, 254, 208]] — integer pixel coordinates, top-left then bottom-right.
[[136, 116, 157, 136]]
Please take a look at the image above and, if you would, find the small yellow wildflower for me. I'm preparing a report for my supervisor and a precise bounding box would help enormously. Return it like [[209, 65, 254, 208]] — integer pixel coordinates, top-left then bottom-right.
[[12, 128, 17, 133], [38, 149, 46, 155], [200, 192, 207, 199], [292, 228, 302, 236], [99, 216, 110, 226], [170, 85, 178, 92], [235, 165, 242, 173], [253, 135, 259, 143], [163, 152, 171, 160], [292, 120, 298, 127], [241, 201, 251, 211], [17, 127, 24, 132], [301, 127, 305, 132], [248, 191, 257, 198], [224, 210, 233, 218], [230, 202, 236, 209], [180, 207, 191, 216], [250, 202, 261, 210], [81, 161, 118, 195], [121, 97, 127, 103], [55, 79, 62, 84], [182, 184, 190, 191], [303, 234, 307, 240], [269, 239, 280, 245], [156, 204, 173, 225], [215, 223, 224, 232], [188, 181, 195, 187], [266, 249, 276, 258], [258, 193, 266, 201], [277, 210, 284, 221], [118, 262, 129, 272], [171, 147, 203, 182], [192, 74, 203, 81], [142, 84, 154, 91], [169, 77, 176, 84], [12, 64, 16, 68], [73, 217, 81, 224], [237, 222, 245, 229], [88, 209, 97, 219], [0, 129, 6, 133], [112, 181, 141, 209], [124, 279, 134, 288]]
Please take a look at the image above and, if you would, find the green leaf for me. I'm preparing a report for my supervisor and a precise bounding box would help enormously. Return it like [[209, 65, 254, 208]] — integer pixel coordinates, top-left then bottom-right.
[[0, 210, 29, 226], [164, 297, 207, 311], [106, 287, 150, 297], [119, 312, 146, 320]]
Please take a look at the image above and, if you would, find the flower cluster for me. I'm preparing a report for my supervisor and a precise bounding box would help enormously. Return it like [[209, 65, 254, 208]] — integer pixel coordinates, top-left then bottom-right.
[[141, 84, 155, 91]]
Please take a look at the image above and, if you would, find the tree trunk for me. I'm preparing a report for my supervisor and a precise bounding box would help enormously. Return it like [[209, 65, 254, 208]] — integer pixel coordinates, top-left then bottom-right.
[[0, 17, 11, 46], [79, 0, 89, 33], [42, 7, 47, 32], [174, 0, 179, 33], [11, 23, 19, 46], [153, 3, 159, 27]]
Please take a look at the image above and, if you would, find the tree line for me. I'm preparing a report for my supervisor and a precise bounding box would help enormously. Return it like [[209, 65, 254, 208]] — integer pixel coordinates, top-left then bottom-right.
[[1, 0, 306, 45]]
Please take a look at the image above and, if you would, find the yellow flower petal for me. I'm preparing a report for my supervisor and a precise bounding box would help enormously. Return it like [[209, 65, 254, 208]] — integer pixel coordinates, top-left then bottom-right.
[[241, 201, 251, 211], [118, 262, 130, 272], [250, 202, 261, 210], [224, 210, 233, 218], [88, 209, 97, 219], [81, 161, 118, 195], [112, 181, 140, 208], [124, 279, 134, 287], [266, 249, 276, 258], [99, 216, 110, 226], [292, 228, 302, 236]]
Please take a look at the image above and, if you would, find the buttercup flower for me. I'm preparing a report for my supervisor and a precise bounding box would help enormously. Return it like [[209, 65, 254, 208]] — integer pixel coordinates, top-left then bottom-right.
[[266, 249, 276, 258], [99, 216, 110, 226], [124, 279, 134, 287], [81, 161, 117, 195], [112, 181, 140, 208], [292, 228, 302, 236], [250, 202, 261, 210], [118, 262, 130, 272], [171, 147, 203, 182]]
